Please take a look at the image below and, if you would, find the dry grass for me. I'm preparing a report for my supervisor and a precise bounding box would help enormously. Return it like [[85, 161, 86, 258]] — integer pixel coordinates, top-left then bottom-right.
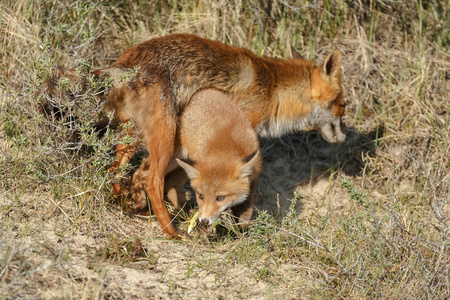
[[1, 0, 449, 299]]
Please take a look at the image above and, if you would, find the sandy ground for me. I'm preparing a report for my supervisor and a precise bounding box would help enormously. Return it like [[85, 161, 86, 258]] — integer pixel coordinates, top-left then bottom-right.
[[0, 122, 378, 299]]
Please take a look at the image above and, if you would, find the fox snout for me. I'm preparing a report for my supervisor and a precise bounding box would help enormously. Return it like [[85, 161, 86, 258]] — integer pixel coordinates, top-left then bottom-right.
[[319, 118, 346, 143], [198, 214, 220, 226], [198, 215, 219, 226]]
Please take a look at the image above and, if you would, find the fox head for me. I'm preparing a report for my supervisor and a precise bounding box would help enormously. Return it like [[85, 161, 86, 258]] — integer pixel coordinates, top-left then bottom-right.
[[309, 49, 346, 143], [176, 151, 261, 225], [263, 48, 346, 143]]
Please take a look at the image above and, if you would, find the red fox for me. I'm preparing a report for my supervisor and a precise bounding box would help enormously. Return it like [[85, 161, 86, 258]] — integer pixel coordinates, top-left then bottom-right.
[[46, 34, 346, 239], [165, 89, 262, 228]]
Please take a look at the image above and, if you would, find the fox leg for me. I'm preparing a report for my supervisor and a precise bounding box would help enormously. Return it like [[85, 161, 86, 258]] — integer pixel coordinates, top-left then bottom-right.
[[129, 158, 191, 215], [126, 157, 191, 216], [128, 157, 151, 215], [146, 133, 178, 238], [143, 107, 179, 239], [110, 128, 139, 210], [231, 179, 259, 230], [164, 166, 190, 211]]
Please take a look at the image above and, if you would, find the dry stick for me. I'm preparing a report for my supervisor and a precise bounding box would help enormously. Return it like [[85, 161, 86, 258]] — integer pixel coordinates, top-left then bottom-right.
[[354, 14, 369, 72], [162, 202, 189, 232], [0, 240, 33, 278], [48, 196, 75, 224], [46, 157, 95, 179], [3, 110, 33, 142]]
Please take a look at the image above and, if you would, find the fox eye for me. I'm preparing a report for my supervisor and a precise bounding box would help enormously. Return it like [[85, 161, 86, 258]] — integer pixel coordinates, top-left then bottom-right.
[[216, 196, 226, 202], [197, 193, 204, 200]]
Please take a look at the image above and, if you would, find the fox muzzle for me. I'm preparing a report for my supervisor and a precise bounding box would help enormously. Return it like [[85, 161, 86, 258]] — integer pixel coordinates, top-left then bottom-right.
[[319, 118, 346, 143]]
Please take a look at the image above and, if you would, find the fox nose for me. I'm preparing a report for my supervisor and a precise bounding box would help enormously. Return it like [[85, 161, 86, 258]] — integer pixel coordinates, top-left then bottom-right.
[[199, 218, 210, 225]]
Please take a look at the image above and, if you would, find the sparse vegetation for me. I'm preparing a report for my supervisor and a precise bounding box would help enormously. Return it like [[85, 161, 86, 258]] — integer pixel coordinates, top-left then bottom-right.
[[1, 0, 448, 299]]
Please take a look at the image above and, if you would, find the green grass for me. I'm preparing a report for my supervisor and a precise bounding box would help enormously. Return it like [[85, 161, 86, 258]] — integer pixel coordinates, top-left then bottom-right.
[[1, 0, 449, 299]]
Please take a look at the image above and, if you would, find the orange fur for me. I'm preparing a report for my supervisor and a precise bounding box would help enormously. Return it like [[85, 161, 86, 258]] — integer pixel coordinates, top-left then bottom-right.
[[172, 89, 261, 227], [90, 34, 346, 238]]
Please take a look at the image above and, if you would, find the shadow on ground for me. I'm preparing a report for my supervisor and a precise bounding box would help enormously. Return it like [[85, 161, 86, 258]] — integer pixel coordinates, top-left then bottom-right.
[[117, 125, 383, 220], [256, 126, 383, 215]]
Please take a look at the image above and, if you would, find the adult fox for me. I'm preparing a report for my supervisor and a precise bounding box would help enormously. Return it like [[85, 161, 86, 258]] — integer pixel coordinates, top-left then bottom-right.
[[92, 33, 346, 239], [162, 89, 261, 228]]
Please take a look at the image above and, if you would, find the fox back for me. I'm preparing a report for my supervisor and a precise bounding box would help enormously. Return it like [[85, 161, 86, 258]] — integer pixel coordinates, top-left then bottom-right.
[[175, 89, 261, 225], [105, 33, 346, 143]]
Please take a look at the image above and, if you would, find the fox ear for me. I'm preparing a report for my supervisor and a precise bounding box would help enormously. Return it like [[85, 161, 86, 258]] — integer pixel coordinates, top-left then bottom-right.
[[238, 151, 260, 180], [290, 44, 304, 60], [322, 49, 342, 80], [176, 158, 200, 180]]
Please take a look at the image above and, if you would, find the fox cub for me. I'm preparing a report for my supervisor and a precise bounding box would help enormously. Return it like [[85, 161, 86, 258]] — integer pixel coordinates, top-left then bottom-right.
[[166, 89, 261, 227]]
